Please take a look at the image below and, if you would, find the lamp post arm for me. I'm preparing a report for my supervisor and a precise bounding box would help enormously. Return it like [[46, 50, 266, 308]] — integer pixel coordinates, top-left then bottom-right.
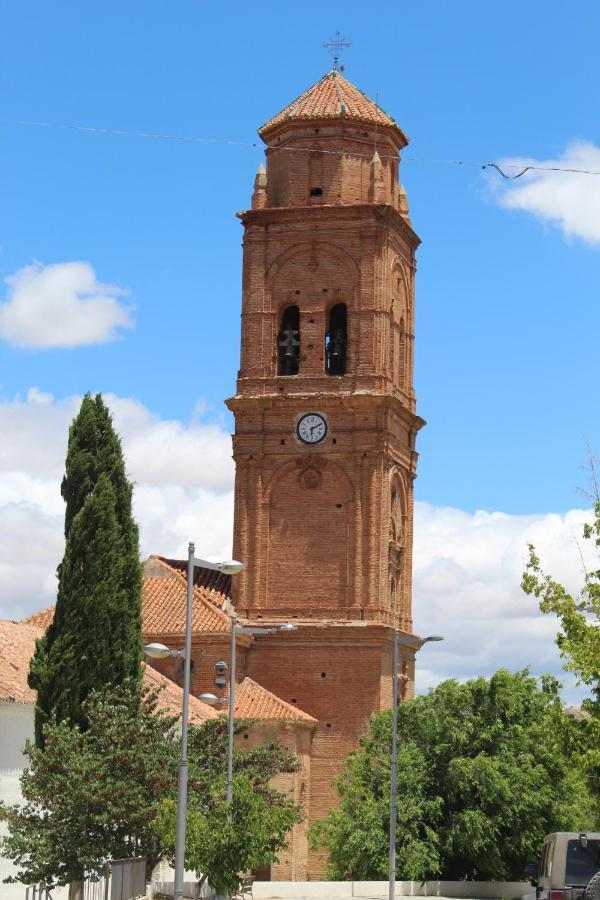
[[192, 555, 223, 572]]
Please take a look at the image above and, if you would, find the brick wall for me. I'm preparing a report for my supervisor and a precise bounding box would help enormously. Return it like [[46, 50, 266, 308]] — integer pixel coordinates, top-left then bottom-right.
[[238, 720, 314, 881], [227, 103, 422, 879], [245, 627, 414, 877]]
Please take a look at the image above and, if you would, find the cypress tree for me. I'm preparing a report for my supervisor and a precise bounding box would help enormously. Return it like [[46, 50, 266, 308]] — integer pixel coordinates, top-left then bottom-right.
[[29, 394, 142, 746]]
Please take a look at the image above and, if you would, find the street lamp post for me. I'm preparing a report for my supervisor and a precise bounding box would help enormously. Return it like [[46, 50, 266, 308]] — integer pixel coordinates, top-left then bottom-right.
[[388, 632, 443, 900], [201, 618, 296, 821], [143, 543, 244, 900]]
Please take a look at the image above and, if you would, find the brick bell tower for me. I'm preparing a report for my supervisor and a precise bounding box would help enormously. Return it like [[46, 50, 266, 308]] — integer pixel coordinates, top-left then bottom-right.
[[226, 69, 424, 877]]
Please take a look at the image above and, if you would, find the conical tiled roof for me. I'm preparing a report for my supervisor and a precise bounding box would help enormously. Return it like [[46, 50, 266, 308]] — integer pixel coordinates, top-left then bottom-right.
[[259, 70, 407, 144]]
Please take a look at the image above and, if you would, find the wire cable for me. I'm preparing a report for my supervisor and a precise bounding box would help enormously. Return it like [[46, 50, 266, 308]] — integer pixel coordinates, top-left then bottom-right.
[[0, 116, 598, 178]]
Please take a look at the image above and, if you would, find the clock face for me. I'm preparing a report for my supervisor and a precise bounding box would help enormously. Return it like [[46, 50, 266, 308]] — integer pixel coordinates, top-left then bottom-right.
[[297, 412, 328, 445]]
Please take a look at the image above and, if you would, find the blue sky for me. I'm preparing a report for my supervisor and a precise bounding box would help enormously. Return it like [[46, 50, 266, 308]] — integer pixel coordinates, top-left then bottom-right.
[[1, 0, 599, 514], [2, 1, 600, 695]]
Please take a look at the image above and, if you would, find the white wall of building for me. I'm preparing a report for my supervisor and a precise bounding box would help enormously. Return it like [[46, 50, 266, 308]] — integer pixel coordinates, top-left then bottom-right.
[[0, 701, 34, 770], [0, 702, 68, 897]]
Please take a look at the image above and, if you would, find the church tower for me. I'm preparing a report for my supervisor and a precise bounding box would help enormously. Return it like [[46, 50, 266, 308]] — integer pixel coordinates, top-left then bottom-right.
[[226, 69, 424, 877]]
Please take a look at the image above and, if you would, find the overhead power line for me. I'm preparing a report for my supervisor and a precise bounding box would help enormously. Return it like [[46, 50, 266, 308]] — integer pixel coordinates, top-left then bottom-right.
[[1, 117, 599, 179]]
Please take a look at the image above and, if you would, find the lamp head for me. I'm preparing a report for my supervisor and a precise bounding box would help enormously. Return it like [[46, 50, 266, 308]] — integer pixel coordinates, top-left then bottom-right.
[[198, 693, 220, 706], [423, 635, 444, 644], [216, 560, 245, 576], [279, 623, 298, 632], [143, 642, 173, 660]]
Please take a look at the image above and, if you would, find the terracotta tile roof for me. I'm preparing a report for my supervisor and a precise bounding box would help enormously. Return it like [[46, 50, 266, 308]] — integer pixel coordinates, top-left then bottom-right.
[[142, 571, 231, 636], [2, 622, 308, 728], [158, 557, 231, 603], [142, 664, 218, 723], [24, 560, 232, 639], [0, 619, 43, 704], [259, 70, 406, 143], [232, 677, 317, 725], [0, 618, 217, 722], [22, 607, 55, 630]]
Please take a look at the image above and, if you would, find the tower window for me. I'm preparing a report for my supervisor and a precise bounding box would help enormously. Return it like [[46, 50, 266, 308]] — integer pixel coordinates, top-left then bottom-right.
[[310, 187, 323, 197], [278, 305, 300, 376], [325, 303, 347, 376]]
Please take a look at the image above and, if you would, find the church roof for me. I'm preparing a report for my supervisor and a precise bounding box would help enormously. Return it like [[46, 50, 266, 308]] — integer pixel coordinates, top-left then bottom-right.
[[232, 677, 317, 725], [142, 572, 231, 636], [157, 556, 231, 603], [0, 619, 43, 704], [22, 607, 55, 630], [143, 663, 219, 723], [24, 557, 232, 638], [8, 618, 313, 725], [0, 617, 218, 723], [259, 70, 407, 144]]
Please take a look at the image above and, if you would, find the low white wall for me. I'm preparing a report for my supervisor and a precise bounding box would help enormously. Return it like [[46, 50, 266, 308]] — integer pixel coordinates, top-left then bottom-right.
[[0, 767, 69, 899], [253, 881, 532, 900]]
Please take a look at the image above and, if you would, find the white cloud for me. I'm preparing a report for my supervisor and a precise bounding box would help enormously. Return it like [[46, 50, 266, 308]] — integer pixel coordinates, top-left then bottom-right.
[[0, 388, 595, 705], [413, 502, 596, 703], [0, 262, 134, 348], [490, 141, 600, 246], [0, 389, 234, 619]]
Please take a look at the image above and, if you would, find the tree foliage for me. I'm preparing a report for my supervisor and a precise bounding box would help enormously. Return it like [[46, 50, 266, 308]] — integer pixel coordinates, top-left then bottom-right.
[[0, 680, 301, 889], [311, 670, 595, 881], [153, 775, 300, 897], [28, 393, 142, 745], [522, 499, 600, 773]]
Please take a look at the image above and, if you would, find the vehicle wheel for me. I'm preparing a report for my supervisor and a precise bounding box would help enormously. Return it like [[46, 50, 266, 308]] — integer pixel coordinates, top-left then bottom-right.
[[584, 871, 600, 900]]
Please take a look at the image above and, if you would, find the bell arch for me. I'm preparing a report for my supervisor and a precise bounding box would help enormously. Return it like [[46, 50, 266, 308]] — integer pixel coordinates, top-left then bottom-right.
[[266, 241, 360, 292]]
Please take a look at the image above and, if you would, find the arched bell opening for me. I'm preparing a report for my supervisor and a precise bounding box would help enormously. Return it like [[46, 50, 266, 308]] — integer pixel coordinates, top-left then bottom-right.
[[278, 305, 300, 376], [325, 302, 347, 376]]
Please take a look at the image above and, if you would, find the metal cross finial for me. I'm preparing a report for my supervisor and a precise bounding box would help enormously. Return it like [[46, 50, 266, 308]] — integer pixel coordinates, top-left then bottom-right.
[[322, 31, 351, 72]]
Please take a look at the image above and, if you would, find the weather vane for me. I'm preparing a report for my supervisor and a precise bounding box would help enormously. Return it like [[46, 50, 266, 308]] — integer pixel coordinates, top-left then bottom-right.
[[322, 31, 351, 72]]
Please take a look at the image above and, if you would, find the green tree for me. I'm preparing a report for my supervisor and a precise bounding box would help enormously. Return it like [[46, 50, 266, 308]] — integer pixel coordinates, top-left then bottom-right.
[[310, 670, 595, 881], [522, 500, 600, 773], [153, 775, 300, 897], [29, 393, 142, 744], [0, 680, 301, 891], [521, 500, 600, 732]]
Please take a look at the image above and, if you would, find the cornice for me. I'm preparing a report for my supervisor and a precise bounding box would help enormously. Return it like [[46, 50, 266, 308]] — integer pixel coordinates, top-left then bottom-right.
[[237, 203, 421, 249], [241, 622, 417, 647], [226, 390, 425, 432]]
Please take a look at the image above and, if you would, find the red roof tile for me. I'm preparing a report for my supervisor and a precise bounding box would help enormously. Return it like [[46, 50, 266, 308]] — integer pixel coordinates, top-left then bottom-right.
[[158, 557, 231, 603], [0, 619, 217, 723], [23, 564, 232, 639], [142, 664, 218, 723], [22, 607, 55, 630], [259, 70, 406, 143], [141, 560, 232, 636], [232, 677, 316, 724], [4, 621, 310, 728], [0, 619, 43, 703]]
